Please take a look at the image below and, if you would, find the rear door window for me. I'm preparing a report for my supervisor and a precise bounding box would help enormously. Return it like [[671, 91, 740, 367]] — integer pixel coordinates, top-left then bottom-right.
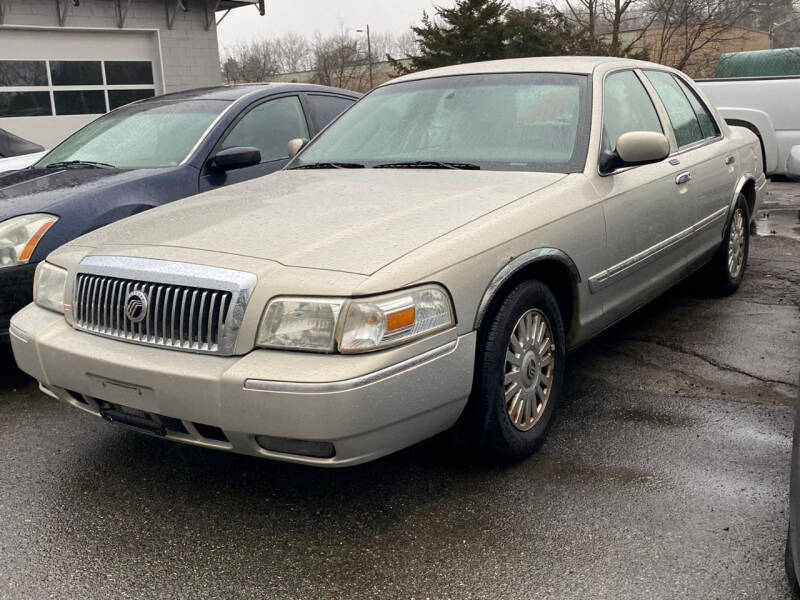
[[306, 94, 355, 130], [674, 76, 719, 140], [644, 70, 704, 148]]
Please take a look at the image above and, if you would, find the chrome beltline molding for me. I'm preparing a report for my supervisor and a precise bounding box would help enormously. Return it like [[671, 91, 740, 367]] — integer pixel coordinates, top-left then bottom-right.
[[244, 340, 458, 394], [588, 206, 728, 293]]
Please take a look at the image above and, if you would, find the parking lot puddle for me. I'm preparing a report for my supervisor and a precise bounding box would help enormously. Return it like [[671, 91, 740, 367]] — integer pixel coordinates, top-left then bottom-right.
[[755, 208, 800, 241]]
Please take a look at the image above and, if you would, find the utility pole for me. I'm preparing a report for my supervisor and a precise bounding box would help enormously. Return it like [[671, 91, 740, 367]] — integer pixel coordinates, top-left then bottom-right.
[[769, 14, 800, 49], [357, 24, 374, 89]]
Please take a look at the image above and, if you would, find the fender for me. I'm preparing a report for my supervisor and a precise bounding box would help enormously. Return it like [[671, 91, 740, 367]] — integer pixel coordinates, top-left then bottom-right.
[[473, 247, 580, 329], [717, 107, 779, 175], [729, 172, 764, 224]]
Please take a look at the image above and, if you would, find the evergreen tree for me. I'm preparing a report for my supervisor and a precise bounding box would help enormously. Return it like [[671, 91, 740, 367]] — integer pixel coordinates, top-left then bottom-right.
[[394, 0, 509, 73], [504, 6, 606, 58]]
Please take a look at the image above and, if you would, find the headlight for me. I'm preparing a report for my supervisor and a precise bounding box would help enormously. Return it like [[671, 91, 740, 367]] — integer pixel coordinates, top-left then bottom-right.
[[257, 285, 455, 353], [0, 214, 58, 268], [33, 261, 67, 314]]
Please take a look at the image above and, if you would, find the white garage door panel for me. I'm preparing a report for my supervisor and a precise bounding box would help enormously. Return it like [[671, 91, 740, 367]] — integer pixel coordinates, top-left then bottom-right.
[[0, 28, 163, 149]]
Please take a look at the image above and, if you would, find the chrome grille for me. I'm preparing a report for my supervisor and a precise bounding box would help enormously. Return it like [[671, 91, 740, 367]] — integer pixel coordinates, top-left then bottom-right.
[[74, 274, 233, 353]]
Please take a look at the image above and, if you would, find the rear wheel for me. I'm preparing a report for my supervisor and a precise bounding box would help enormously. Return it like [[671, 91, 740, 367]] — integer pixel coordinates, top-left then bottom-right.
[[706, 193, 750, 295], [455, 280, 566, 462]]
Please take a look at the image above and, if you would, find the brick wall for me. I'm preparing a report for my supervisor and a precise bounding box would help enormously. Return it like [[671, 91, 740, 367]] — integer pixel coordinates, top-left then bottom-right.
[[1, 0, 222, 92]]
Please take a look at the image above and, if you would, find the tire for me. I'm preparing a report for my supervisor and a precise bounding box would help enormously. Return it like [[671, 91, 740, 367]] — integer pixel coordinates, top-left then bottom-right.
[[455, 280, 566, 462], [787, 525, 800, 596], [706, 193, 750, 295]]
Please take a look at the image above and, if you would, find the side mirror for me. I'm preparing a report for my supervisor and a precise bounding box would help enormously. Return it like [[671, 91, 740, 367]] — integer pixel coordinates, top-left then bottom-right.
[[209, 146, 261, 172], [288, 138, 308, 158], [787, 145, 800, 181], [600, 131, 670, 174]]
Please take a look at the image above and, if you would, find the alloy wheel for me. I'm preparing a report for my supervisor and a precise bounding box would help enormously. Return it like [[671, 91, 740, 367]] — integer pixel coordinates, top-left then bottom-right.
[[728, 207, 746, 279], [503, 308, 555, 431]]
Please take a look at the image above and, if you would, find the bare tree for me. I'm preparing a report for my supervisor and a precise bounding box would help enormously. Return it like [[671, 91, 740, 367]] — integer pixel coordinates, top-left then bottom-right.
[[558, 0, 657, 56], [311, 31, 372, 91], [275, 32, 312, 72], [221, 39, 281, 83], [646, 0, 759, 75]]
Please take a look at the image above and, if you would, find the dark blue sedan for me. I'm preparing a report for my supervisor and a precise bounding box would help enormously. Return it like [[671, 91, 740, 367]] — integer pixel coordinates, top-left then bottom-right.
[[0, 83, 360, 343]]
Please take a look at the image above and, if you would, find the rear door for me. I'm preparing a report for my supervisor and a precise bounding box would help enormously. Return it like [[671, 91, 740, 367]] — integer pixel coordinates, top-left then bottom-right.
[[303, 93, 357, 132], [199, 94, 311, 191], [642, 70, 737, 267]]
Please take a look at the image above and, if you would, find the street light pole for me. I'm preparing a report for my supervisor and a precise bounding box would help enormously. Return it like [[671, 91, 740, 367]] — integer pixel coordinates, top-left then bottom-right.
[[769, 14, 800, 49], [357, 24, 374, 89]]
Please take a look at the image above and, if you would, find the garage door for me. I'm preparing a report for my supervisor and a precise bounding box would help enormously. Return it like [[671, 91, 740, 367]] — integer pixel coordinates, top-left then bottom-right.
[[0, 28, 164, 148]]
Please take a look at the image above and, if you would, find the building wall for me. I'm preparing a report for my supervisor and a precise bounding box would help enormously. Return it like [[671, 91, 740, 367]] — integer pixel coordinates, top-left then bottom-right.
[[1, 0, 222, 92], [0, 0, 224, 147], [621, 26, 769, 78]]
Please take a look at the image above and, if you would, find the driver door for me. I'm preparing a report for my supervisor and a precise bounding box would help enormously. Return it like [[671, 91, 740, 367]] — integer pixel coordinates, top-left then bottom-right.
[[591, 69, 692, 325]]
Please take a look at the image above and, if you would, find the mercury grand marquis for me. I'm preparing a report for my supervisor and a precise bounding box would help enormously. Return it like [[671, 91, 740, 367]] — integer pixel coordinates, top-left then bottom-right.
[[10, 57, 776, 466]]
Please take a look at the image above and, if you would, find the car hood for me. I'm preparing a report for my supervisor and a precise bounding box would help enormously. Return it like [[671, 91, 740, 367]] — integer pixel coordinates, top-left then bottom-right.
[[76, 169, 567, 275], [0, 167, 152, 219]]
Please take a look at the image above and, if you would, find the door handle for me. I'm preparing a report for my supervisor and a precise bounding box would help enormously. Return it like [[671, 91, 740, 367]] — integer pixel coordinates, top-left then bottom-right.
[[675, 171, 692, 185], [725, 155, 736, 166]]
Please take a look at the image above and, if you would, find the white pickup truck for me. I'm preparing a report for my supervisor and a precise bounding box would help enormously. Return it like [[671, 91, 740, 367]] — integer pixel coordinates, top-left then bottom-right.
[[697, 76, 800, 179]]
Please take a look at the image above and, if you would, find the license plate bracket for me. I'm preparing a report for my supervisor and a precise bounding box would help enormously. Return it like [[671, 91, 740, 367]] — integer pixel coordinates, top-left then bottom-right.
[[98, 403, 166, 436]]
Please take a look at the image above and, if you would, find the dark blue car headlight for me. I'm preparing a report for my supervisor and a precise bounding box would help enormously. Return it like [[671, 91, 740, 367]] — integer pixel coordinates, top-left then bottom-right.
[[0, 213, 58, 269]]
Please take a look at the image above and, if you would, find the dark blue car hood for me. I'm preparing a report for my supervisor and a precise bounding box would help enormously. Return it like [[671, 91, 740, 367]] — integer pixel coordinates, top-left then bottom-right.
[[0, 167, 169, 219]]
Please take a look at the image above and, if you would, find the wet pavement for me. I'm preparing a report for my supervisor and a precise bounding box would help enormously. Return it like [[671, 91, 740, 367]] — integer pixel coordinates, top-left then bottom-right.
[[1, 190, 799, 599]]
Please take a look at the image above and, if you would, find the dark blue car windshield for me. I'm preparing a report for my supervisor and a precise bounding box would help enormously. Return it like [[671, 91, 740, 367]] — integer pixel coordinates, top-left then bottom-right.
[[36, 99, 230, 169]]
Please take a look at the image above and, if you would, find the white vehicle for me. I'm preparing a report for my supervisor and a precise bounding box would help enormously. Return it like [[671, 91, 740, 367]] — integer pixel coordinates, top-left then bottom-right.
[[0, 151, 46, 174], [697, 76, 800, 178]]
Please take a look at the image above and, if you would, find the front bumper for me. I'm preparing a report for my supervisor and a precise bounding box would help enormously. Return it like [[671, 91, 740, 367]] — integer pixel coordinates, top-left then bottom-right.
[[0, 262, 36, 344], [10, 303, 476, 467]]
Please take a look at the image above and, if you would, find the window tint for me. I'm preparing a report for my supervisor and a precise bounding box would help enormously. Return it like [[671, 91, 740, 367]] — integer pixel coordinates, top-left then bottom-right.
[[644, 70, 704, 147], [105, 61, 154, 85], [222, 96, 309, 163], [308, 94, 354, 128], [674, 76, 719, 139], [602, 70, 662, 152], [50, 61, 103, 86], [0, 61, 47, 87], [54, 90, 106, 115], [109, 89, 156, 110], [0, 92, 52, 117]]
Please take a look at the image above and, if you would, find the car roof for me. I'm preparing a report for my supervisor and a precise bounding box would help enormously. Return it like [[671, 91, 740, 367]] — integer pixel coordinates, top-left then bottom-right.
[[146, 83, 362, 103], [388, 56, 673, 84]]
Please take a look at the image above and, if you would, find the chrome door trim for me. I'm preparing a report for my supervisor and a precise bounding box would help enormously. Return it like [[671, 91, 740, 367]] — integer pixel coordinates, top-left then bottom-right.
[[244, 340, 457, 394], [588, 207, 727, 293], [675, 171, 692, 185]]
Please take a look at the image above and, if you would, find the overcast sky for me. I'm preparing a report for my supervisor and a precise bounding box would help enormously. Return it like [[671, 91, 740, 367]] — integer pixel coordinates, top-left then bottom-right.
[[217, 0, 459, 51]]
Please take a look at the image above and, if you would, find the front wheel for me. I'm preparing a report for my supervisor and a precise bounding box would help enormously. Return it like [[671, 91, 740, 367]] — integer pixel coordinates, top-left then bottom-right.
[[455, 280, 566, 462], [706, 193, 750, 295]]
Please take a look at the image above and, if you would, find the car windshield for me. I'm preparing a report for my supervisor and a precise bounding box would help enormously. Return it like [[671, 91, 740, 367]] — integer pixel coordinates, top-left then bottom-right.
[[35, 99, 230, 169], [294, 73, 591, 172]]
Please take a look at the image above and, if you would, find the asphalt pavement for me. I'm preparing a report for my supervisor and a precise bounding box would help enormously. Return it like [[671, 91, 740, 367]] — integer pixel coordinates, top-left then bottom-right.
[[1, 193, 798, 599]]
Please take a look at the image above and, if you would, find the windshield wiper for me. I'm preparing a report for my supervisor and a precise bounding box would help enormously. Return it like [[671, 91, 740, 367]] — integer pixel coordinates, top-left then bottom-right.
[[373, 160, 480, 170], [291, 162, 365, 170], [44, 160, 116, 169]]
